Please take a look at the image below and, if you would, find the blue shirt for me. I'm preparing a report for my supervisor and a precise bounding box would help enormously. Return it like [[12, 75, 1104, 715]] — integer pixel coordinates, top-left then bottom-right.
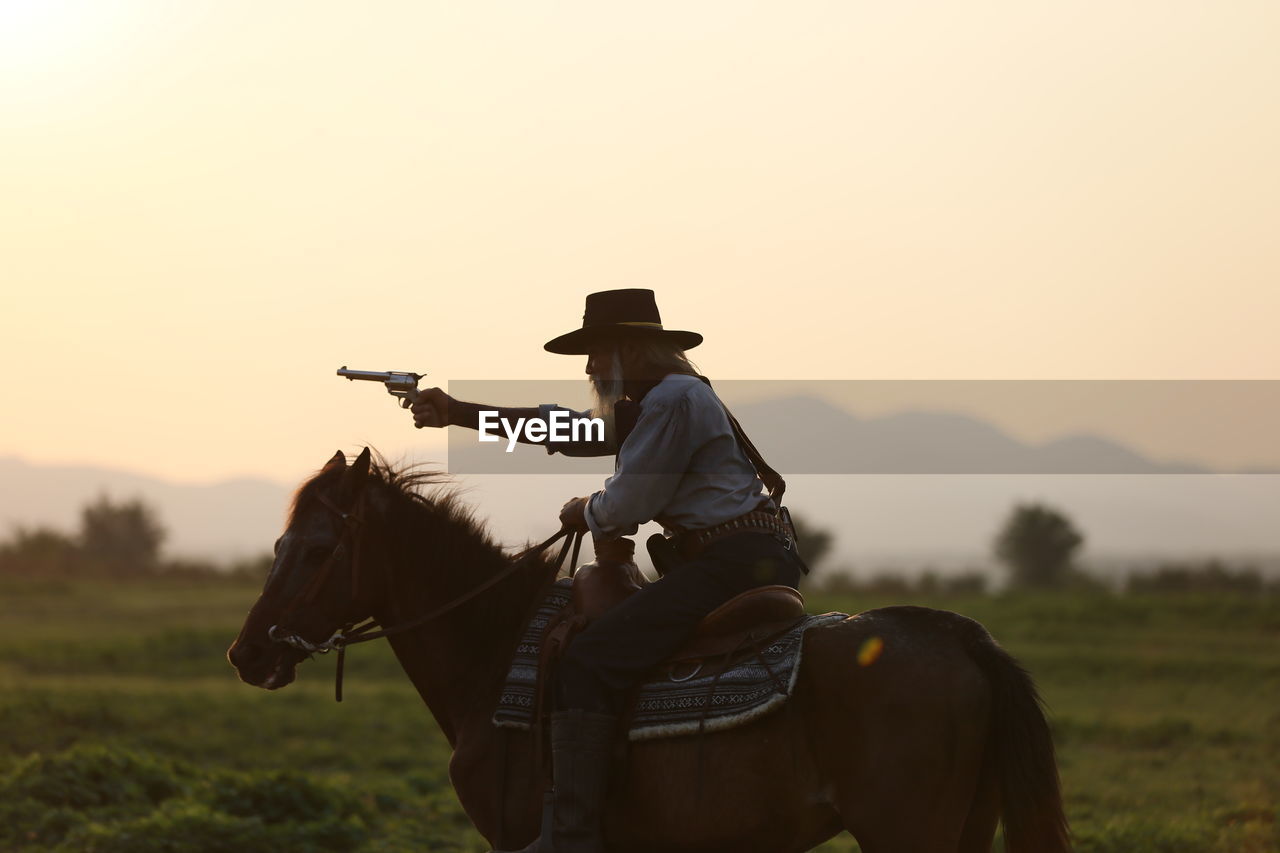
[[539, 373, 773, 539]]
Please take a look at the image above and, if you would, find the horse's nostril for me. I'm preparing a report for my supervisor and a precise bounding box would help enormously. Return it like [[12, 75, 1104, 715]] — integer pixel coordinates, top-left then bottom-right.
[[229, 641, 264, 668]]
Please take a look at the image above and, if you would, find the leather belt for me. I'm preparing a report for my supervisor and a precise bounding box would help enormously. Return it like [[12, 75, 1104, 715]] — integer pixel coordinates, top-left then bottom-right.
[[673, 510, 794, 558]]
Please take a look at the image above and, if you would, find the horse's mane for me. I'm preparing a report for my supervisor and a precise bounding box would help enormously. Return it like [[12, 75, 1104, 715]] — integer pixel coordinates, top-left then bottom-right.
[[284, 449, 560, 651], [286, 451, 499, 553]]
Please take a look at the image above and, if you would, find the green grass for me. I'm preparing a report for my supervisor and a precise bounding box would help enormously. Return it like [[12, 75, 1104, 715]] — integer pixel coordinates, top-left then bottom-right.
[[1, 577, 1276, 851]]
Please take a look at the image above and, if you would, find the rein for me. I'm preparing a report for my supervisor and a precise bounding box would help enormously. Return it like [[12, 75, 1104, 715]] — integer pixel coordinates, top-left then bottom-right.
[[268, 497, 584, 701]]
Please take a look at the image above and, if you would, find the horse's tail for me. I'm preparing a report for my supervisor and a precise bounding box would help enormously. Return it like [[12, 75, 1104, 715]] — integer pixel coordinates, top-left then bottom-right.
[[963, 622, 1072, 853]]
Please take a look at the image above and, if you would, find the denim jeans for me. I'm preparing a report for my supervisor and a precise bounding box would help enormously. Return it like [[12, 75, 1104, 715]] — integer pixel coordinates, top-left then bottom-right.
[[554, 532, 805, 714]]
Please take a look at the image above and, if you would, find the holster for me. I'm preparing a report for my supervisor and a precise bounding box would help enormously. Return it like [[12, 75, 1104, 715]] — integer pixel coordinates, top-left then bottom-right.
[[646, 533, 683, 579]]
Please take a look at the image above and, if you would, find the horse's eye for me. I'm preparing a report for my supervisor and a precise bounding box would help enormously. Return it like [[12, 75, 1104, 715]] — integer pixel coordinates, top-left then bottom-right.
[[304, 544, 330, 564]]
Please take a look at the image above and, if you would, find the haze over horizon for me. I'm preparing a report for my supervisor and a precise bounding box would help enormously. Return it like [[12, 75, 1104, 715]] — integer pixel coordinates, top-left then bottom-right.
[[4, 398, 1277, 572]]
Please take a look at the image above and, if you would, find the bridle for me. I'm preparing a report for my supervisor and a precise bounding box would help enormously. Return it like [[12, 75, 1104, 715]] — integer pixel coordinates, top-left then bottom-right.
[[267, 488, 584, 701], [267, 491, 366, 651]]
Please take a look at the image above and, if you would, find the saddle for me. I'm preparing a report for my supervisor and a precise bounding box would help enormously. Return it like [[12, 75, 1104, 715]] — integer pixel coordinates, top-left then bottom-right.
[[540, 537, 806, 690]]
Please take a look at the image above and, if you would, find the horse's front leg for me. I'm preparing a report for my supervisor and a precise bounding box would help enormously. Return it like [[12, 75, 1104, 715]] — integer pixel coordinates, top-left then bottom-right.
[[450, 726, 544, 848]]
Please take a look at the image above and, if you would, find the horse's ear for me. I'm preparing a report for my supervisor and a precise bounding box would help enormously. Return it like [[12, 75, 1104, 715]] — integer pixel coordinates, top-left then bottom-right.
[[323, 450, 347, 472], [350, 447, 372, 479], [338, 447, 372, 500]]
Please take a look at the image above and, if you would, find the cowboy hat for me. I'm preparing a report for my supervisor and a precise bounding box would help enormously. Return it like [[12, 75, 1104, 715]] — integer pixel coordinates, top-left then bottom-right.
[[543, 288, 703, 355]]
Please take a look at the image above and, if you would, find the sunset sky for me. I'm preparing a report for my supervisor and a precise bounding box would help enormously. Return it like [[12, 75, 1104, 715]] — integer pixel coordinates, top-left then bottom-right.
[[4, 1, 1277, 486]]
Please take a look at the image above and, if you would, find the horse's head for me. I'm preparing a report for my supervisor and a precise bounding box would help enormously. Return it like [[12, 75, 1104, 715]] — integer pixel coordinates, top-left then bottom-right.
[[227, 448, 378, 690]]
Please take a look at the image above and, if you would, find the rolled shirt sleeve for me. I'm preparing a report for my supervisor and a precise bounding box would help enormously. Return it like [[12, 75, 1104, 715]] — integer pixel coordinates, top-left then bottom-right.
[[582, 391, 700, 539]]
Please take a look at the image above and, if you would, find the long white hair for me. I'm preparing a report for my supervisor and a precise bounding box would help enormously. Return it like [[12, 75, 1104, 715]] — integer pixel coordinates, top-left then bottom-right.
[[589, 337, 700, 445]]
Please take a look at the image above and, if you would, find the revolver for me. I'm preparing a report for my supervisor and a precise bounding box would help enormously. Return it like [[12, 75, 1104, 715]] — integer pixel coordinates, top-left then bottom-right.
[[337, 366, 424, 408]]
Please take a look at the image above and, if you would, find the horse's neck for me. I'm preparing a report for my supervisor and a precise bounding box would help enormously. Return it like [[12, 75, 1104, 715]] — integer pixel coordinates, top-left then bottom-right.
[[371, 502, 550, 747]]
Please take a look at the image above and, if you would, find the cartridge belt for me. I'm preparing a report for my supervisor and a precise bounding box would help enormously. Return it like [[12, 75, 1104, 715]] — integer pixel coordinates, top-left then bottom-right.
[[674, 510, 793, 558]]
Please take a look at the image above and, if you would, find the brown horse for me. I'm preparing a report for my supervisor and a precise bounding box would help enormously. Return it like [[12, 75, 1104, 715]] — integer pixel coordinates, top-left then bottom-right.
[[228, 448, 1071, 853]]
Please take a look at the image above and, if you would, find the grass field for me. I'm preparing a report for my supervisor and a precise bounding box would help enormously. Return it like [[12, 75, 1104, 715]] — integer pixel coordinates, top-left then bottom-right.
[[1, 575, 1276, 852]]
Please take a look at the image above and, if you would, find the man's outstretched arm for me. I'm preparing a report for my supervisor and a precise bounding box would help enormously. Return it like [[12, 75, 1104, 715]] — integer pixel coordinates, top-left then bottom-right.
[[410, 388, 612, 455], [410, 388, 538, 438]]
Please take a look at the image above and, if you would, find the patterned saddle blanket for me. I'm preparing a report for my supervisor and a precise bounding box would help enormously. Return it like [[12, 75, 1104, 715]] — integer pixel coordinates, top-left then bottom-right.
[[492, 579, 847, 742]]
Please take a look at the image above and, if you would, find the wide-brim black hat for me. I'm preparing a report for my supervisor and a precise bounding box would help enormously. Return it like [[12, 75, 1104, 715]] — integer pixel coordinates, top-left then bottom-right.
[[544, 288, 703, 355]]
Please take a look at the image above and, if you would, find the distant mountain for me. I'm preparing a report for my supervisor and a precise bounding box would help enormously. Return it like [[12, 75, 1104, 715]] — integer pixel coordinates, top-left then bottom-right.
[[0, 457, 290, 561], [731, 396, 1210, 474]]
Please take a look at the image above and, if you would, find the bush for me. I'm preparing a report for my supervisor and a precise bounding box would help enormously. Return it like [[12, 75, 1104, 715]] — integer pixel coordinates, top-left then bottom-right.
[[817, 569, 989, 598], [917, 570, 989, 596], [65, 800, 368, 853], [1126, 560, 1265, 595], [0, 799, 86, 850], [2, 744, 187, 809], [1072, 815, 1216, 852], [65, 801, 270, 853], [206, 769, 367, 824], [0, 745, 369, 852], [0, 526, 83, 577]]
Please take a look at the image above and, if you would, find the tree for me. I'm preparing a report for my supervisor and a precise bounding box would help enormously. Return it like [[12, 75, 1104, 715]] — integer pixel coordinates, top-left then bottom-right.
[[0, 526, 81, 576], [994, 502, 1083, 589], [789, 513, 835, 575], [78, 494, 167, 575]]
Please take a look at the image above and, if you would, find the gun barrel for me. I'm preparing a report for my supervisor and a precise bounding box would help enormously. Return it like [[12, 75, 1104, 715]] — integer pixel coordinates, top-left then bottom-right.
[[337, 366, 422, 383]]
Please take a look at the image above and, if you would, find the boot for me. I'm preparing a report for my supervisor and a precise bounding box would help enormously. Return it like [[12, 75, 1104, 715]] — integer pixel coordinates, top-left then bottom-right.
[[494, 709, 617, 853]]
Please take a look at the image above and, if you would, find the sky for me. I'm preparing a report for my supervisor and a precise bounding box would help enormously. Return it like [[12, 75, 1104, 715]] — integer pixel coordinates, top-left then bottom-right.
[[3, 1, 1278, 486]]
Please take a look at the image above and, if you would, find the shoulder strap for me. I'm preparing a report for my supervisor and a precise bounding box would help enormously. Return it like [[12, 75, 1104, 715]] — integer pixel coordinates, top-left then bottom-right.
[[613, 398, 641, 450], [696, 376, 786, 510]]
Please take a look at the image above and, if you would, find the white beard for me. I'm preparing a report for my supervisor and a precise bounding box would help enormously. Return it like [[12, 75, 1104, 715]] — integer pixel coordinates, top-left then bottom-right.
[[590, 352, 625, 446]]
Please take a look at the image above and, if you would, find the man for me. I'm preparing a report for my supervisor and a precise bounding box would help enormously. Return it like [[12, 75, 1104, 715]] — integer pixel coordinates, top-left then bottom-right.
[[411, 289, 804, 853]]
